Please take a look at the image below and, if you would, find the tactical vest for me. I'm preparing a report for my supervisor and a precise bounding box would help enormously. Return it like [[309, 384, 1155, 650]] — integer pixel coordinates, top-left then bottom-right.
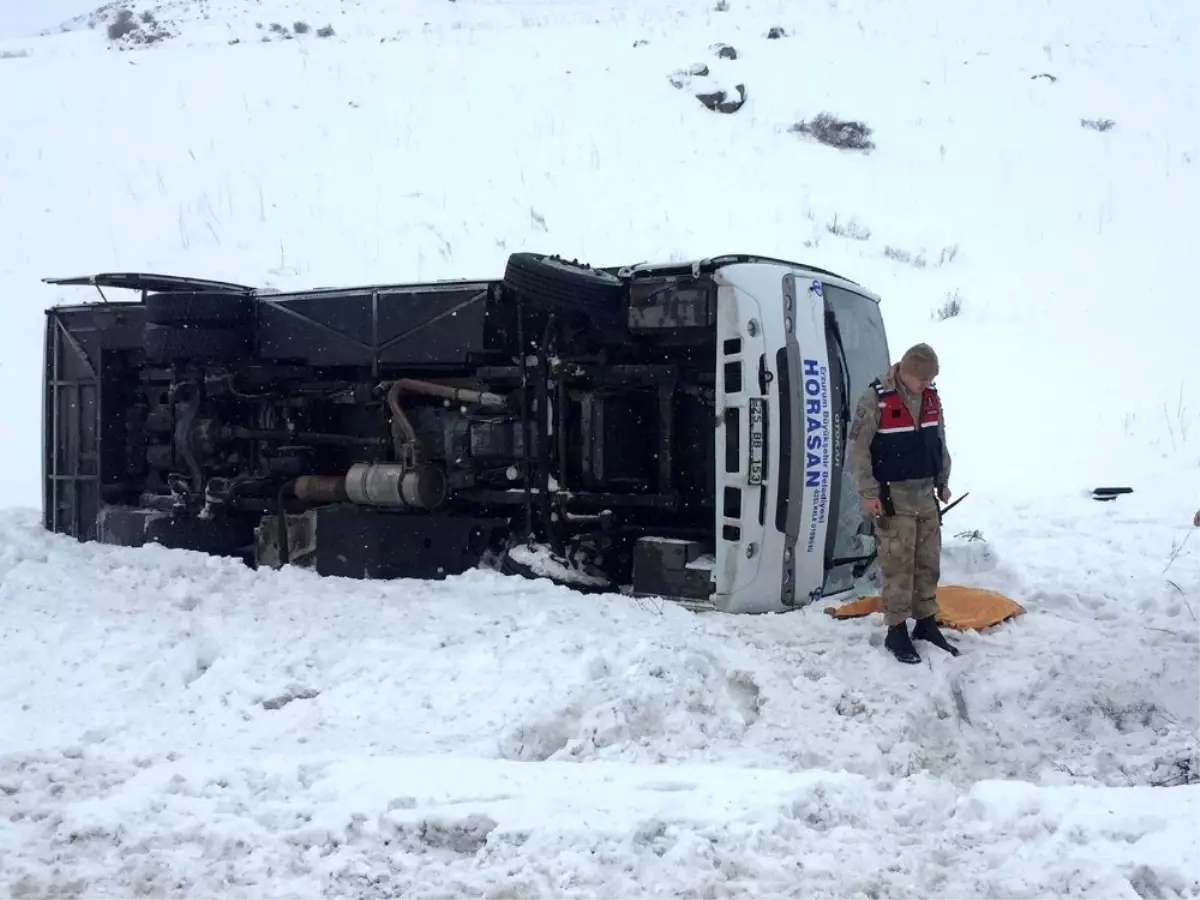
[[868, 379, 944, 484]]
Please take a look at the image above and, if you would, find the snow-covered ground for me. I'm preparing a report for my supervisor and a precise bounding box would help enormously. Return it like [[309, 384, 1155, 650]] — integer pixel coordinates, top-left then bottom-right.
[[2, 502, 1198, 897], [1, 0, 1198, 896]]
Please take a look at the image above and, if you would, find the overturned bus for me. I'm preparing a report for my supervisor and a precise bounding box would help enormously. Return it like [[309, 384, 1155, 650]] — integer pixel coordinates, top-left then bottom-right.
[[40, 252, 890, 612]]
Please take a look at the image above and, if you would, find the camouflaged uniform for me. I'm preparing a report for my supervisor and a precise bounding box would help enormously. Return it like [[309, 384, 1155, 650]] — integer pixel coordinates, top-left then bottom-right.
[[848, 363, 951, 629]]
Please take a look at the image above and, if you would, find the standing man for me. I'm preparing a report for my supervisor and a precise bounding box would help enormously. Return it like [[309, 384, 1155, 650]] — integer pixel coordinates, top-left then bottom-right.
[[848, 343, 959, 664]]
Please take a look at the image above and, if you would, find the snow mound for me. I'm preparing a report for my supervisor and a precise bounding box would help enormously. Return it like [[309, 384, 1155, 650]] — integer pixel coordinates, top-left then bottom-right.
[[496, 643, 762, 763]]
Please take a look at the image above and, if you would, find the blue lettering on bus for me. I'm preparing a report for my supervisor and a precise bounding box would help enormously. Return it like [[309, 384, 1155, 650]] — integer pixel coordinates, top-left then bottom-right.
[[801, 356, 832, 551], [803, 361, 823, 487]]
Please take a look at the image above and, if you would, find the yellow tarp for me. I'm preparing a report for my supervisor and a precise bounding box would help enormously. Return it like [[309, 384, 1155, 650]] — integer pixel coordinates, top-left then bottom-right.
[[823, 584, 1026, 631]]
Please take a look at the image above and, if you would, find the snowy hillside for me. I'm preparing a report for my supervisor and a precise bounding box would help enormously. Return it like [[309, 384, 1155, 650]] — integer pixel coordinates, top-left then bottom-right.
[[1, 0, 1198, 896]]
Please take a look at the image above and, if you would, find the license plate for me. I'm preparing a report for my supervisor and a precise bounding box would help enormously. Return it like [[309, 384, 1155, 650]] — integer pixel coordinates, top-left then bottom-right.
[[747, 398, 765, 486]]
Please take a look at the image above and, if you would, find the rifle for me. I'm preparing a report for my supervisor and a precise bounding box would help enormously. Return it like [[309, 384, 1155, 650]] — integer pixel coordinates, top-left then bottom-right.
[[938, 490, 970, 523]]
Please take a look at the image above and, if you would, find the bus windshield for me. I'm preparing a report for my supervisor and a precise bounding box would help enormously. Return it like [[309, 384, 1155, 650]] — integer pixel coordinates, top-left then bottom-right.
[[822, 283, 891, 595]]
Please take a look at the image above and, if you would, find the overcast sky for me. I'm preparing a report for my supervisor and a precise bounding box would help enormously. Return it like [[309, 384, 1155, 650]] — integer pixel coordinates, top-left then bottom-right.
[[0, 0, 98, 39]]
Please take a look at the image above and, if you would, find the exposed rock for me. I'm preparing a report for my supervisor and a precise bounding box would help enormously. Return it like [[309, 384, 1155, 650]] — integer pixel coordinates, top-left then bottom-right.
[[696, 83, 746, 114]]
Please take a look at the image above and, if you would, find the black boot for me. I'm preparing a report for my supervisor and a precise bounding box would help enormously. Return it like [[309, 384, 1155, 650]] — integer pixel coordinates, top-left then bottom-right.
[[885, 623, 921, 664], [912, 614, 961, 656]]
